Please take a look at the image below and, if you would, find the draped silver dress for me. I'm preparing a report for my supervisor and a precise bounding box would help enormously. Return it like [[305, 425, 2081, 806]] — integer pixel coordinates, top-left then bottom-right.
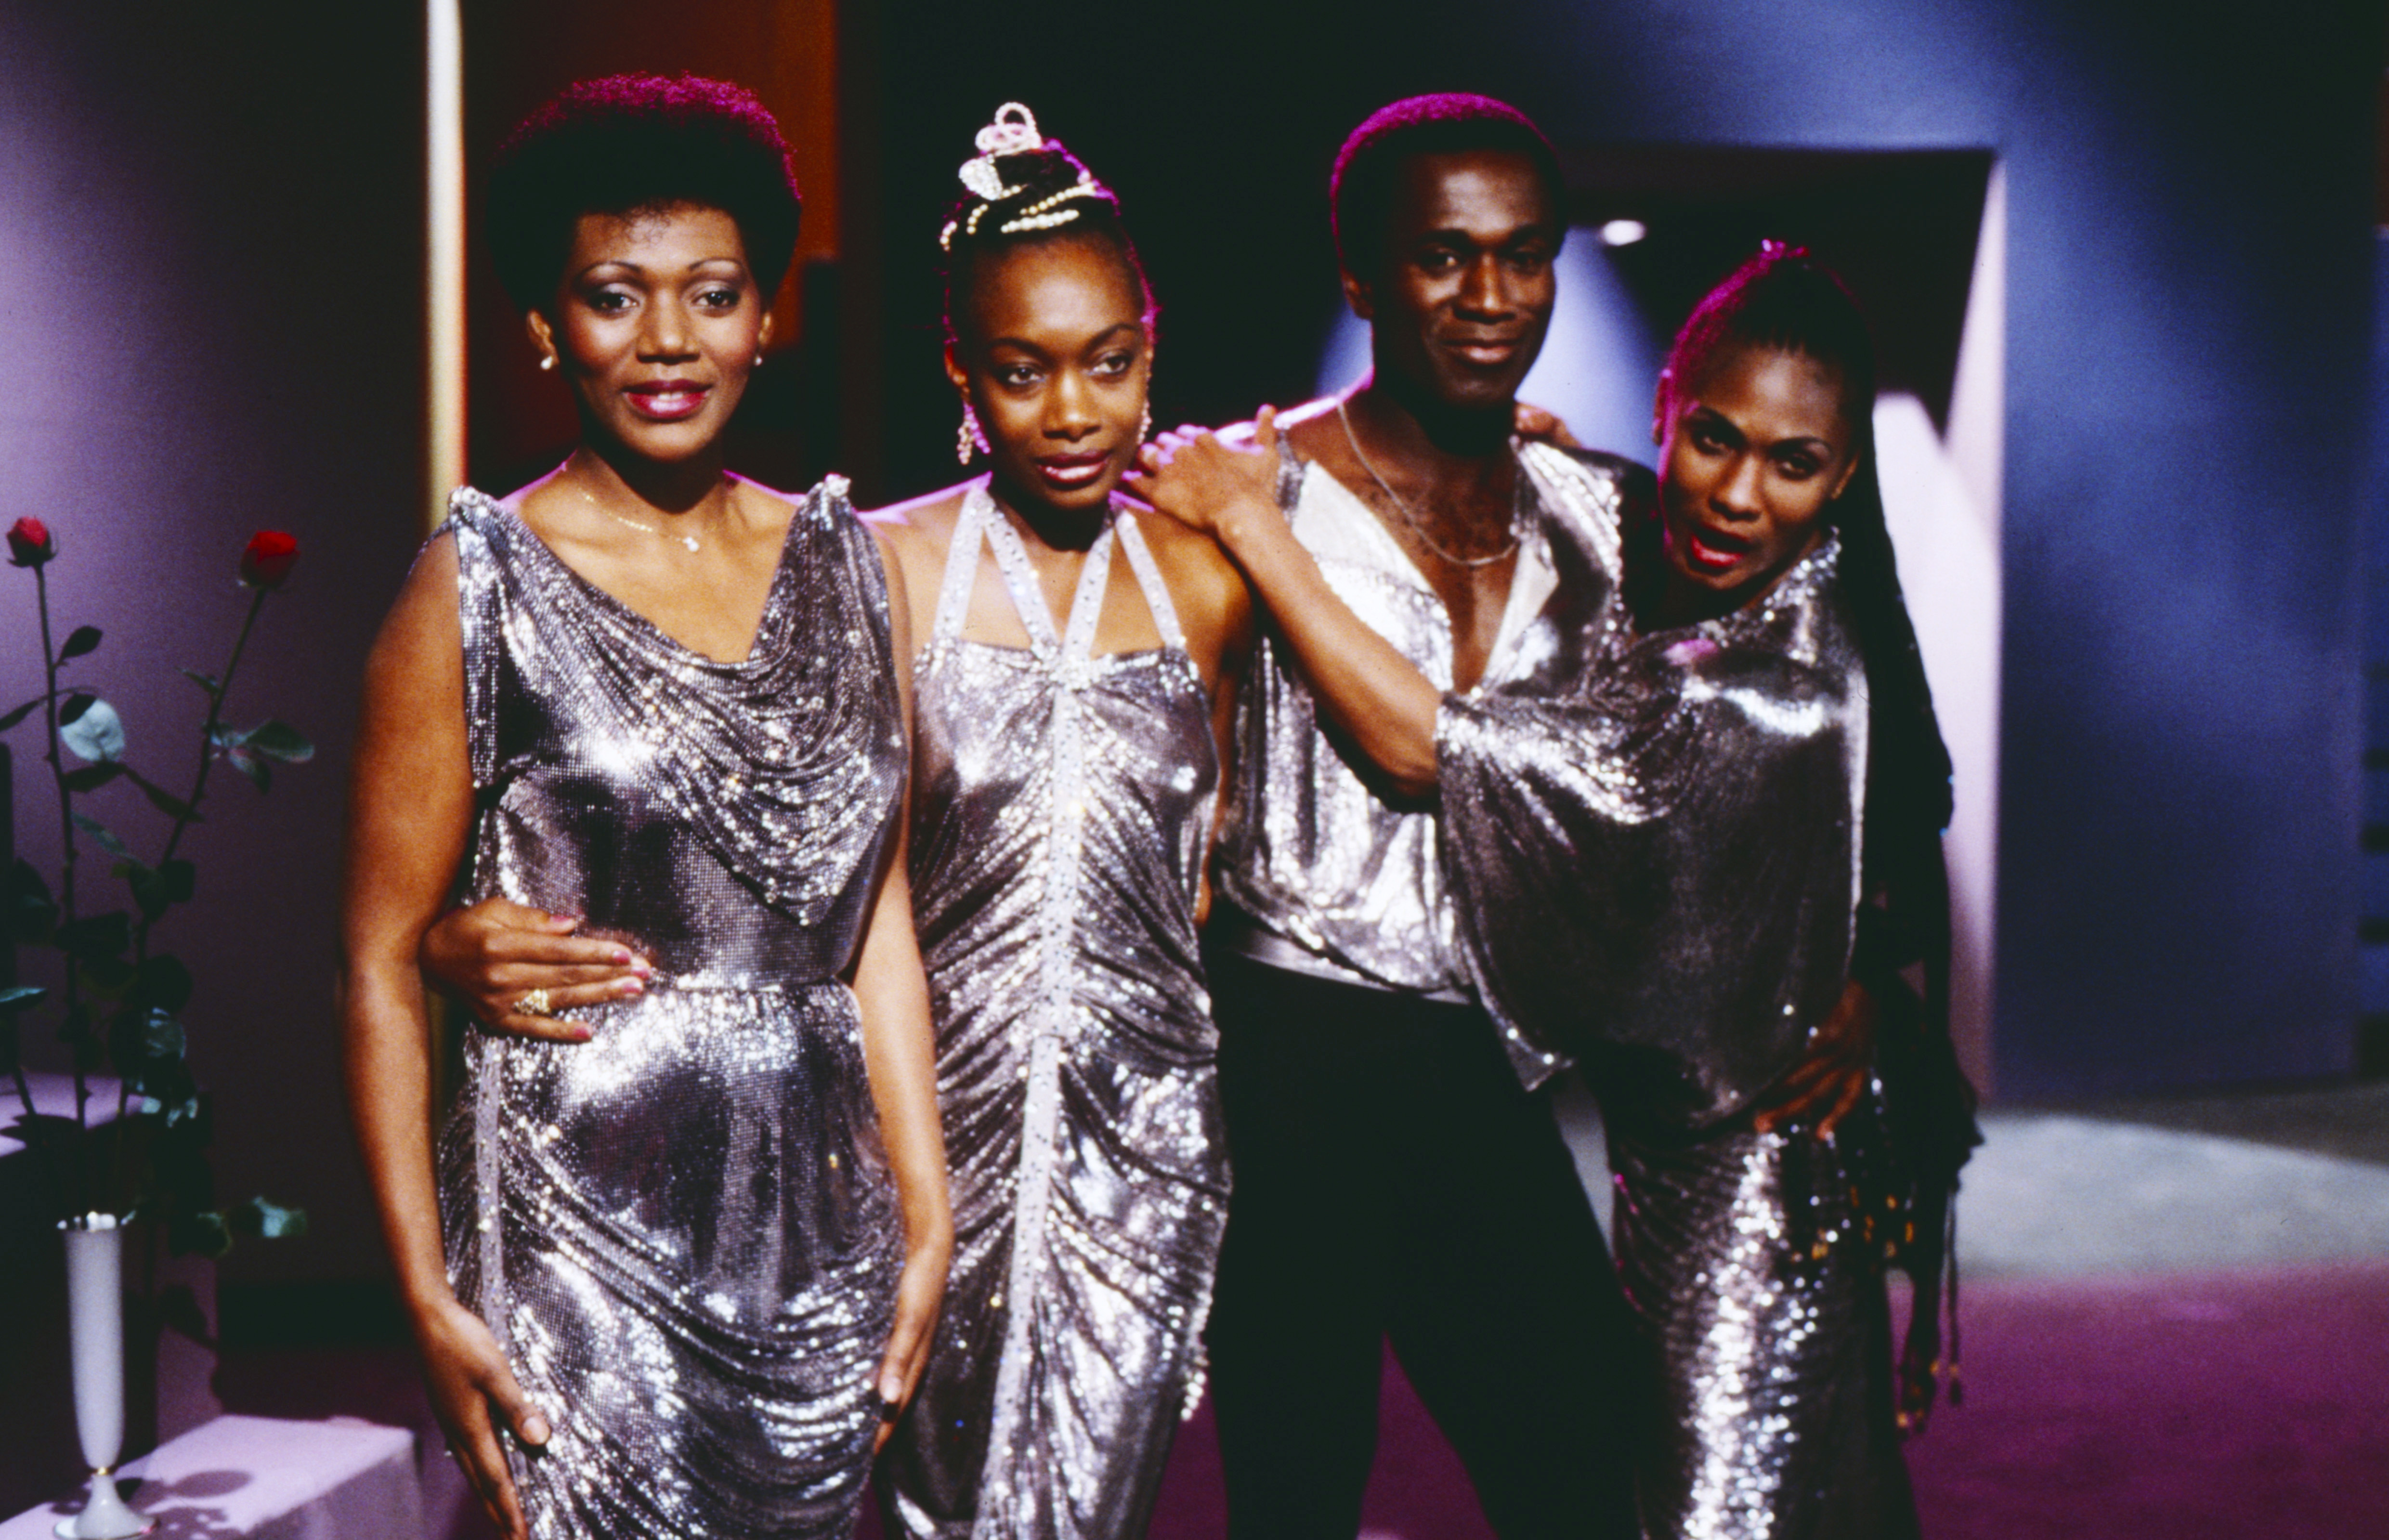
[[1437, 448, 1915, 1539], [885, 487, 1227, 1540], [434, 483, 909, 1540]]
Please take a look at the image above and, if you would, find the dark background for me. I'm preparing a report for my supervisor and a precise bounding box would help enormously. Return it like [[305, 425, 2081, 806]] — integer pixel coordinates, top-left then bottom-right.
[[0, 0, 2378, 1302]]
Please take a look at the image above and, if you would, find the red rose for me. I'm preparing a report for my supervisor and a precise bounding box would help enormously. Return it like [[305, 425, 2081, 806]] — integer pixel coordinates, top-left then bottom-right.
[[239, 530, 300, 589], [7, 517, 55, 567]]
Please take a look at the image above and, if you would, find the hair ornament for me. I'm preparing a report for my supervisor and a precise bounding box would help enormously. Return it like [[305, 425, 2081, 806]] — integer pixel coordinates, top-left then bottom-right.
[[957, 102, 1045, 202], [997, 176, 1103, 235], [1759, 238, 1811, 260]]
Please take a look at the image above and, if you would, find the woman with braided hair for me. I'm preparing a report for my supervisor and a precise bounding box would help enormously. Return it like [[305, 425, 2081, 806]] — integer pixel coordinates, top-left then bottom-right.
[[1138, 243, 1977, 1539]]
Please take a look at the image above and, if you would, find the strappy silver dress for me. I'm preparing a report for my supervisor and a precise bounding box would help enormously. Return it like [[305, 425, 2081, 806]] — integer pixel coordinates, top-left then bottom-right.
[[434, 482, 909, 1539], [884, 487, 1227, 1540]]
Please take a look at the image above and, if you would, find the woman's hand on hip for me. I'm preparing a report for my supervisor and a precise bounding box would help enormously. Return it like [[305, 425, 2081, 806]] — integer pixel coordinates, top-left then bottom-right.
[[419, 897, 651, 1042], [1751, 977, 1876, 1137]]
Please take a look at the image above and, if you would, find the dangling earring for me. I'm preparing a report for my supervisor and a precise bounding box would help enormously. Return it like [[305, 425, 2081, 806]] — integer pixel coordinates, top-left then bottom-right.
[[538, 353, 555, 372], [1138, 400, 1153, 445], [956, 401, 986, 466]]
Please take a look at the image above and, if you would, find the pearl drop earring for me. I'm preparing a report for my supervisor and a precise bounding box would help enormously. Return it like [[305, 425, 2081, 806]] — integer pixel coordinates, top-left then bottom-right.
[[538, 354, 555, 372]]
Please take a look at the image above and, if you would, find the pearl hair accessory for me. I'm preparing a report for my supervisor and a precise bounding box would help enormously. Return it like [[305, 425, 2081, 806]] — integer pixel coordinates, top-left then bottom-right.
[[959, 102, 1044, 201], [938, 101, 1110, 251]]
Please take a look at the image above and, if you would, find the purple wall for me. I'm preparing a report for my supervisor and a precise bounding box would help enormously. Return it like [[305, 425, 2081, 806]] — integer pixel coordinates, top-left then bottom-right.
[[0, 2, 426, 1286]]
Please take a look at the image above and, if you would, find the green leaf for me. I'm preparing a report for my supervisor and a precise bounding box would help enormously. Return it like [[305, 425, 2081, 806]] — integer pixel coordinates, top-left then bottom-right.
[[60, 698, 124, 761], [54, 911, 131, 962], [162, 860, 196, 904], [59, 692, 96, 726], [225, 745, 269, 794], [242, 721, 314, 764], [7, 860, 57, 944], [58, 625, 101, 661], [135, 955, 193, 1015], [170, 1208, 233, 1260], [109, 1006, 186, 1072], [179, 669, 222, 698], [118, 860, 170, 921], [61, 761, 126, 793], [124, 768, 200, 823], [0, 696, 42, 731], [230, 1196, 308, 1241], [0, 984, 45, 1013], [209, 723, 250, 750], [74, 813, 131, 859], [77, 954, 138, 996]]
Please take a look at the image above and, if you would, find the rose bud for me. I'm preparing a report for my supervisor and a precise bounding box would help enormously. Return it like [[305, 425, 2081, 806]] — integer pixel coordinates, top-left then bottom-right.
[[7, 517, 56, 568], [239, 530, 300, 589]]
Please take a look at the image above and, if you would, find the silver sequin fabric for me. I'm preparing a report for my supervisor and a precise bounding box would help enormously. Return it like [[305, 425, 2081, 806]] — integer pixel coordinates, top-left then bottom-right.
[[1438, 488, 1913, 1538], [884, 489, 1227, 1540], [433, 483, 909, 1539], [1215, 441, 1628, 1085], [1609, 1108, 1914, 1540]]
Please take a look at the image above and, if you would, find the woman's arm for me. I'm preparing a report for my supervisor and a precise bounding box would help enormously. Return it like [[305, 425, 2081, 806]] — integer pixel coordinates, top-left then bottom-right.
[[339, 535, 547, 1540], [418, 900, 648, 1042], [855, 528, 953, 1448], [1127, 407, 1444, 797]]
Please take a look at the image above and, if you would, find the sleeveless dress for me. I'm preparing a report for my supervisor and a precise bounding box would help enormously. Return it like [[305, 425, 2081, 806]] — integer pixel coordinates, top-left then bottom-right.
[[884, 487, 1228, 1540], [433, 482, 909, 1540]]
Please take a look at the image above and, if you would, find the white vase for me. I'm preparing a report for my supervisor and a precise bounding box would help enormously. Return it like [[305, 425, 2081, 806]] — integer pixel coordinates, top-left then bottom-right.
[[56, 1215, 151, 1540]]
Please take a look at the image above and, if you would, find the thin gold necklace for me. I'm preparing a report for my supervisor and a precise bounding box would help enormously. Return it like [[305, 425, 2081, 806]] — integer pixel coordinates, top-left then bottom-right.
[[1336, 397, 1522, 569], [574, 478, 703, 554]]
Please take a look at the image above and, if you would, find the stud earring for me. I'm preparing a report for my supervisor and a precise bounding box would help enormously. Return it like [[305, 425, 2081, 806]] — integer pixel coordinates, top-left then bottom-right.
[[956, 402, 986, 466]]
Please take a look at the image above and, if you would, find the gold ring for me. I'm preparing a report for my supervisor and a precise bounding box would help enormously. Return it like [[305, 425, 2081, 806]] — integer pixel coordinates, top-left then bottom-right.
[[518, 988, 553, 1017]]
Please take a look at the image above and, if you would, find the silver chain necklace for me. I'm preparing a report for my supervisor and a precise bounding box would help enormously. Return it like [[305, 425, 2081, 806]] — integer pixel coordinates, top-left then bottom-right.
[[1336, 397, 1523, 570]]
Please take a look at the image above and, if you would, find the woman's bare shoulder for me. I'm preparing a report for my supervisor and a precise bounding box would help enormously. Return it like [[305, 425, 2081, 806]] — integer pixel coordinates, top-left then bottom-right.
[[862, 481, 971, 552]]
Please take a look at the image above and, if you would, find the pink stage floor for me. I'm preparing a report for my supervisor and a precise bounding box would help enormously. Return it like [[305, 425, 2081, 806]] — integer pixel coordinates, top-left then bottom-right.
[[217, 1259, 2389, 1539], [197, 1080, 2389, 1537]]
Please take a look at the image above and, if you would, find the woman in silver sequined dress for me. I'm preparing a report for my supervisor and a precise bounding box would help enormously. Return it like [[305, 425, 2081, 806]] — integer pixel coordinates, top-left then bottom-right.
[[862, 107, 1249, 1540], [1138, 247, 1974, 1539], [342, 77, 950, 1540]]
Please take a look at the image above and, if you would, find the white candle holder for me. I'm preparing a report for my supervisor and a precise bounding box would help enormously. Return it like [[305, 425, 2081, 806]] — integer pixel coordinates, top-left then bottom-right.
[[55, 1215, 154, 1540]]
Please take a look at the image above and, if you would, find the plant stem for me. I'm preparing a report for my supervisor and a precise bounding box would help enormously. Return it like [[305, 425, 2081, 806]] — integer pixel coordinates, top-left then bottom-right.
[[33, 562, 88, 1214], [160, 587, 265, 872]]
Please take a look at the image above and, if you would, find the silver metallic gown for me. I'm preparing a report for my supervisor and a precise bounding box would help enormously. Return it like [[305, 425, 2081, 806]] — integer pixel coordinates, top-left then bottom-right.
[[1437, 453, 1915, 1539], [434, 483, 909, 1540], [885, 488, 1227, 1540]]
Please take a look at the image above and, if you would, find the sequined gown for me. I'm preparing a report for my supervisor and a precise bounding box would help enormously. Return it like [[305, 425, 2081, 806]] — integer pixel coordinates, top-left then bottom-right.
[[1436, 449, 1917, 1539], [884, 488, 1227, 1540], [433, 483, 909, 1540]]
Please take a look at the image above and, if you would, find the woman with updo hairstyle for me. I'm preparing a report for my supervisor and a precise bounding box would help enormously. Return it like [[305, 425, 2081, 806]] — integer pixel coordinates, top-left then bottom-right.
[[345, 74, 949, 1540], [1141, 243, 1977, 1537], [861, 103, 1253, 1538]]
